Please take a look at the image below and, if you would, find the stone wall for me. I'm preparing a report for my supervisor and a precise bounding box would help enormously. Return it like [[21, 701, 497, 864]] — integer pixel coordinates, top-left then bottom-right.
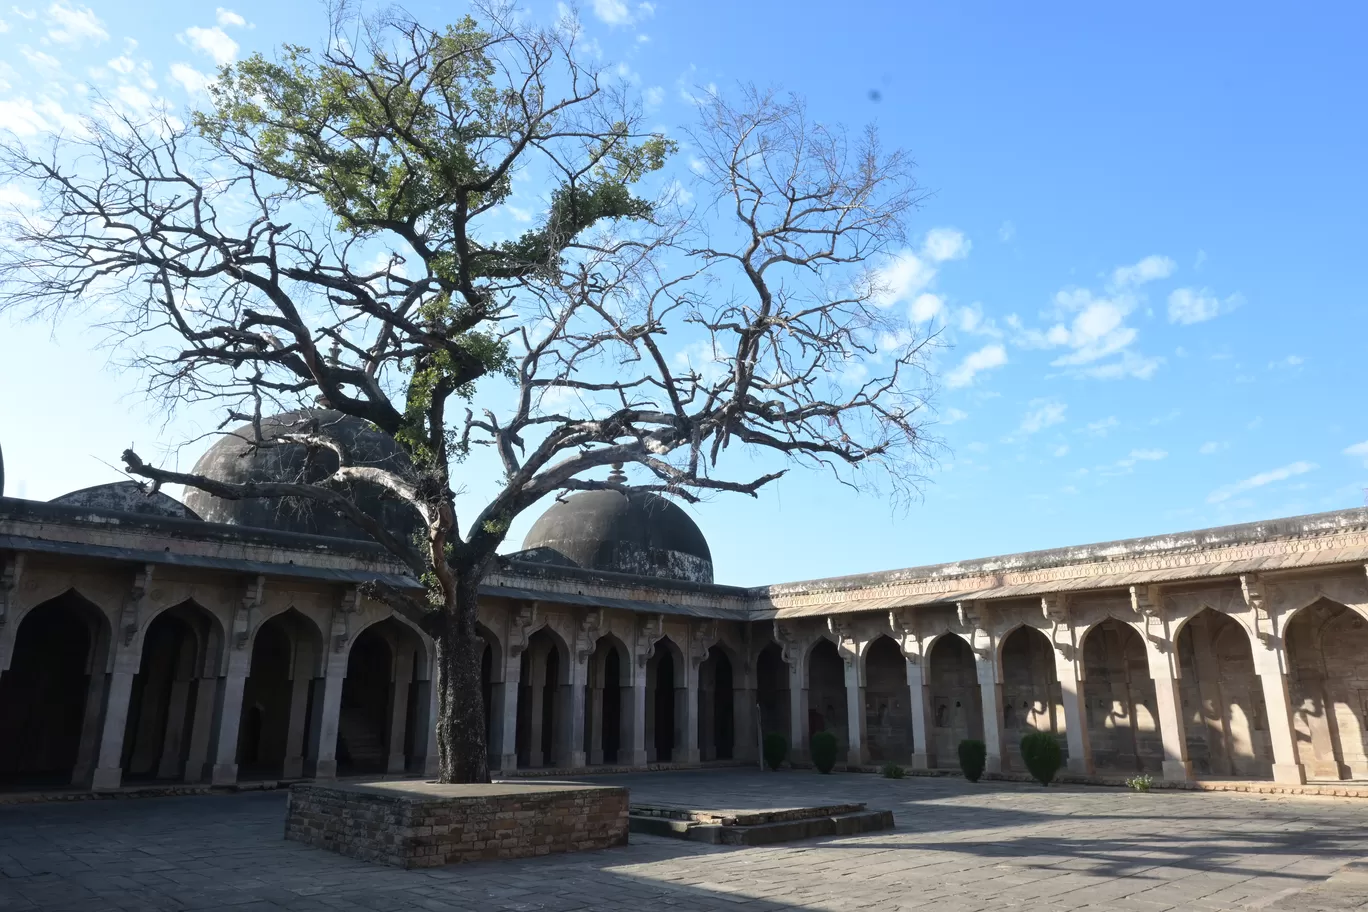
[[284, 781, 629, 868]]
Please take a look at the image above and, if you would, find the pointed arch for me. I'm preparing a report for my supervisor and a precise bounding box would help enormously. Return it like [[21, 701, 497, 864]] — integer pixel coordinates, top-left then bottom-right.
[[1174, 607, 1271, 779], [998, 624, 1064, 771], [585, 632, 631, 765], [698, 644, 737, 761], [237, 607, 322, 779], [1081, 617, 1162, 773], [864, 635, 911, 764], [647, 634, 686, 762], [516, 626, 569, 768], [1285, 596, 1368, 780], [926, 629, 980, 769], [755, 641, 790, 742]]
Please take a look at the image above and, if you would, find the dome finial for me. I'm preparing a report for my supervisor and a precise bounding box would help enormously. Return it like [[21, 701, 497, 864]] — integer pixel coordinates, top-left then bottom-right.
[[607, 462, 626, 484]]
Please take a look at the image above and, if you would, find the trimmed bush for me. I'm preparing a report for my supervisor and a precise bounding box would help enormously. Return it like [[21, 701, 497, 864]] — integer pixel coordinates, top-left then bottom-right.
[[763, 732, 788, 771], [810, 730, 839, 774], [1020, 731, 1063, 786], [958, 739, 987, 782], [881, 762, 906, 779]]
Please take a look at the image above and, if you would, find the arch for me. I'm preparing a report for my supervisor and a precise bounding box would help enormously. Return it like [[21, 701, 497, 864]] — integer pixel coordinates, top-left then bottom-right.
[[0, 590, 111, 787], [755, 642, 790, 743], [864, 635, 911, 764], [1174, 607, 1271, 778], [585, 633, 631, 765], [1081, 618, 1162, 773], [926, 632, 980, 769], [998, 625, 1064, 771], [806, 638, 848, 761], [1286, 597, 1368, 780], [120, 600, 222, 783], [647, 635, 686, 762], [516, 627, 567, 767], [337, 619, 411, 776], [237, 607, 322, 779], [698, 645, 736, 761]]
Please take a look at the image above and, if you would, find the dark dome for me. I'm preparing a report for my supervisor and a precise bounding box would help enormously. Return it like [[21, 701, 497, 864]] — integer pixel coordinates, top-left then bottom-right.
[[51, 481, 201, 520], [184, 409, 422, 542], [518, 489, 713, 584]]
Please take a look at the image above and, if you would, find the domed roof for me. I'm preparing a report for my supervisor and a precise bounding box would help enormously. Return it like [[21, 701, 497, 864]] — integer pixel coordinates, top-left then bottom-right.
[[183, 409, 422, 542], [51, 481, 201, 520], [519, 488, 713, 584]]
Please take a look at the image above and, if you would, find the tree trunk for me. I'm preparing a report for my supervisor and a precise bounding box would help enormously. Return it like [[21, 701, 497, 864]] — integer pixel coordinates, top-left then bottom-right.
[[434, 578, 490, 783]]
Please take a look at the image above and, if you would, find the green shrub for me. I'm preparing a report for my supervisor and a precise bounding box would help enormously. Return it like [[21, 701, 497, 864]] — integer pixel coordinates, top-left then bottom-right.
[[881, 762, 906, 779], [958, 739, 987, 782], [762, 732, 788, 771], [810, 730, 839, 774], [1020, 731, 1063, 786], [1126, 773, 1154, 792]]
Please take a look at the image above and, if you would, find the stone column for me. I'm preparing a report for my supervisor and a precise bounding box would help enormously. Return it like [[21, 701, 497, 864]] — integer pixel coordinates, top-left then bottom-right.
[[586, 679, 604, 765], [182, 675, 218, 783], [209, 651, 250, 786], [975, 654, 1006, 775], [386, 650, 414, 775], [698, 661, 716, 762], [155, 676, 194, 780], [906, 658, 931, 770], [411, 674, 439, 777], [525, 648, 547, 767], [622, 662, 648, 766], [732, 673, 756, 763], [1054, 653, 1093, 775], [1253, 641, 1307, 784], [677, 659, 700, 764], [788, 655, 809, 764], [281, 670, 312, 779], [491, 655, 520, 772], [71, 669, 109, 786], [1143, 639, 1193, 782], [558, 653, 588, 769], [91, 662, 137, 791], [306, 662, 345, 779], [843, 653, 865, 768]]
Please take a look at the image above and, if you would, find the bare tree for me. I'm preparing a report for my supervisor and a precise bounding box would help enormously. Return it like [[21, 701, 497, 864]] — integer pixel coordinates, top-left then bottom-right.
[[0, 5, 937, 782]]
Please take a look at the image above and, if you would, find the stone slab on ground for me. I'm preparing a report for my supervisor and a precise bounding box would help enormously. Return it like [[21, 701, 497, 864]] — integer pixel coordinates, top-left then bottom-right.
[[629, 800, 894, 844], [284, 779, 628, 868]]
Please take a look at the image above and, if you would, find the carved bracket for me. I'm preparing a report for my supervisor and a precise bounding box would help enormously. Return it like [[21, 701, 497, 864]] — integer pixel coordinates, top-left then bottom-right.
[[1041, 594, 1075, 659], [0, 552, 24, 630], [1240, 573, 1273, 642], [635, 614, 665, 668], [827, 616, 859, 667], [957, 600, 992, 659], [331, 586, 360, 653], [689, 619, 718, 669], [1130, 585, 1166, 643], [232, 575, 266, 649], [575, 609, 604, 664], [122, 564, 156, 646], [773, 619, 800, 666], [508, 601, 539, 657]]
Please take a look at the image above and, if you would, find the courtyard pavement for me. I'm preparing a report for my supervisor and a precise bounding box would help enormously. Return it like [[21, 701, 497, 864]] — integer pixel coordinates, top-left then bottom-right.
[[1, 769, 1367, 911]]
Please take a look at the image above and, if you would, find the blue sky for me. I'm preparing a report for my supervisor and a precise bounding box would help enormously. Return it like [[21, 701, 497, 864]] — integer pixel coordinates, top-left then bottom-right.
[[0, 1, 1365, 586]]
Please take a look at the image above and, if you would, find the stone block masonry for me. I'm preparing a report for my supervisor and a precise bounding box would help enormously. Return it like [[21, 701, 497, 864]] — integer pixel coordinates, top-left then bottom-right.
[[284, 780, 629, 868]]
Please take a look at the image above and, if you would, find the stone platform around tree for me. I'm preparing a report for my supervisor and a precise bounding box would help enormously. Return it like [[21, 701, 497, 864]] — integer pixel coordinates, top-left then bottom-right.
[[283, 779, 629, 869], [629, 800, 894, 845]]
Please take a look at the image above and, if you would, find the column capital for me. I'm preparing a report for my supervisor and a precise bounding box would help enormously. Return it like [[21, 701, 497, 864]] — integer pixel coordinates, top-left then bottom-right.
[[635, 614, 665, 668], [1240, 573, 1275, 642], [0, 551, 25, 630], [575, 609, 604, 665], [689, 619, 718, 669], [120, 563, 156, 646], [231, 574, 266, 650], [508, 601, 539, 657]]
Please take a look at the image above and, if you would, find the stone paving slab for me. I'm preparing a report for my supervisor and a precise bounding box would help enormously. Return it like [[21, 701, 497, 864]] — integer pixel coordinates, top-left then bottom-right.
[[2, 769, 1367, 911]]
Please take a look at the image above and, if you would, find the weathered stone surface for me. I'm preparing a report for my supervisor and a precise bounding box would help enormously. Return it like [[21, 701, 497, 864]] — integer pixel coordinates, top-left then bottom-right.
[[283, 780, 629, 868]]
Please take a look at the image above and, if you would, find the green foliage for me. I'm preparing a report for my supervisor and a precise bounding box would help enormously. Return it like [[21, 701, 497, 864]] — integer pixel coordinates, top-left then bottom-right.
[[810, 730, 839, 774], [762, 732, 788, 771], [958, 739, 986, 783], [1019, 731, 1063, 787], [1126, 773, 1154, 792], [880, 762, 906, 779]]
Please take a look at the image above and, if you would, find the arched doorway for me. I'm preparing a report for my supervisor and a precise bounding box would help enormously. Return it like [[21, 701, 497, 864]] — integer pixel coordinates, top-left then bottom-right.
[[927, 634, 981, 769], [238, 609, 320, 780], [864, 636, 911, 764], [1176, 609, 1270, 778], [1287, 599, 1368, 780], [585, 635, 628, 765], [516, 628, 565, 768], [999, 626, 1063, 771], [338, 625, 393, 776], [807, 639, 847, 760], [0, 591, 109, 788], [756, 643, 789, 747], [699, 646, 735, 761], [647, 637, 683, 762], [121, 602, 221, 782], [1082, 619, 1161, 773]]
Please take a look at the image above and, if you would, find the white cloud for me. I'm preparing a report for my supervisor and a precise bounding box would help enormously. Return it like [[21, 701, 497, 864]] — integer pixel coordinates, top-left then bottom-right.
[[1117, 448, 1167, 468], [941, 407, 968, 425], [215, 7, 246, 27], [643, 85, 663, 108], [1345, 440, 1368, 467], [0, 19, 9, 32], [1076, 350, 1163, 380], [910, 293, 943, 324], [1207, 461, 1318, 504], [998, 220, 1015, 242], [107, 54, 135, 74], [1268, 354, 1303, 369], [1168, 287, 1240, 325], [1199, 441, 1227, 455], [593, 0, 652, 25], [1112, 254, 1175, 288], [1086, 416, 1118, 436], [945, 344, 1007, 389], [22, 46, 61, 72], [46, 0, 106, 44], [181, 25, 238, 65], [0, 184, 37, 208], [0, 96, 80, 135], [871, 249, 935, 308], [169, 62, 210, 95], [1054, 444, 1070, 458], [1018, 398, 1067, 434], [504, 204, 532, 223], [923, 227, 970, 263]]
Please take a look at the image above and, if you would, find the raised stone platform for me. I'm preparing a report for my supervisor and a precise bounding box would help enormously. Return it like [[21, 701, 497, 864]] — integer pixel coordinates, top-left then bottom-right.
[[629, 801, 894, 845], [284, 780, 629, 868]]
